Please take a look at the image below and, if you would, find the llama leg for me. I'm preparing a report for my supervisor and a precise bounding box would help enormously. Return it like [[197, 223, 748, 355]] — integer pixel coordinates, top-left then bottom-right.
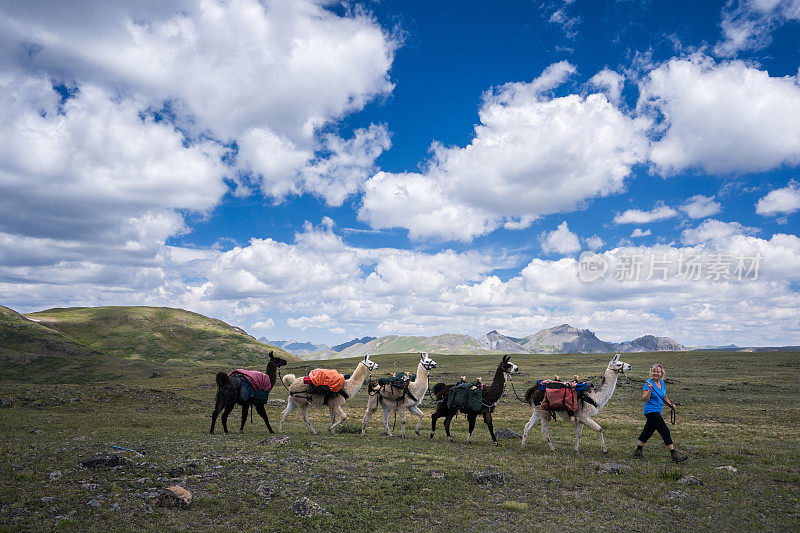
[[483, 411, 498, 446], [409, 405, 424, 435], [430, 408, 441, 439], [541, 415, 555, 451], [221, 400, 236, 434], [210, 392, 224, 434], [582, 417, 606, 453], [300, 404, 317, 435], [466, 412, 478, 444], [278, 399, 295, 432], [521, 408, 540, 447], [330, 403, 347, 433], [444, 413, 455, 442], [239, 403, 249, 433], [381, 404, 393, 436], [362, 395, 378, 436], [574, 420, 584, 452], [255, 402, 273, 433]]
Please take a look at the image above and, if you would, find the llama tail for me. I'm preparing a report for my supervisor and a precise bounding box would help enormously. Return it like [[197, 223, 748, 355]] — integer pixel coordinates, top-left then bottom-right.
[[216, 371, 229, 389], [282, 374, 296, 387], [432, 382, 446, 397]]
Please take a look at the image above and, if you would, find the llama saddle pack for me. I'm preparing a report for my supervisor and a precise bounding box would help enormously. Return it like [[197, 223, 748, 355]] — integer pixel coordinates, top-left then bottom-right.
[[378, 372, 416, 388], [447, 382, 483, 412], [303, 368, 346, 392], [537, 380, 593, 412], [230, 370, 272, 402]]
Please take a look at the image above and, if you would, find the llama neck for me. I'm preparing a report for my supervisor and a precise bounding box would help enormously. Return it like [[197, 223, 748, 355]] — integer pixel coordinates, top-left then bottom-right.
[[266, 362, 277, 387], [408, 361, 430, 397], [483, 364, 507, 404], [343, 361, 368, 397], [591, 367, 619, 410]]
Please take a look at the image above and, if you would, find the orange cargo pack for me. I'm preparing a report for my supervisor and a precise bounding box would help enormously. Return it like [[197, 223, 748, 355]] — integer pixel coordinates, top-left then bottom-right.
[[308, 368, 346, 392]]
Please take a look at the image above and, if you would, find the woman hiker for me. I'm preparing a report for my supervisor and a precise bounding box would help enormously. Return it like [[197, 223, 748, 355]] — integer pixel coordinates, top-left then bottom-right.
[[633, 363, 688, 462]]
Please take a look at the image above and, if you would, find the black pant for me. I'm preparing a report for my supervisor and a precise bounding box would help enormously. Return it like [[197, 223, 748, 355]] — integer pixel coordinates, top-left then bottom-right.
[[638, 412, 672, 446]]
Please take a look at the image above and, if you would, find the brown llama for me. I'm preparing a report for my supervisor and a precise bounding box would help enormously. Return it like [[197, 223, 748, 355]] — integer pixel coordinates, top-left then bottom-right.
[[430, 355, 518, 446], [210, 351, 288, 434]]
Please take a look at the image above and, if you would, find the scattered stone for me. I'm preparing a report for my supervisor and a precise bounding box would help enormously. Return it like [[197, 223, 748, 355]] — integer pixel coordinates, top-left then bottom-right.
[[267, 399, 286, 407], [678, 475, 703, 486], [185, 461, 201, 470], [260, 435, 290, 445], [79, 454, 128, 469], [87, 499, 101, 508], [470, 470, 505, 486], [290, 497, 331, 517], [48, 470, 62, 480], [429, 469, 446, 479], [135, 477, 148, 484], [81, 483, 100, 490], [157, 486, 192, 509], [593, 461, 633, 474], [73, 435, 90, 441], [0, 398, 13, 408], [255, 482, 275, 498], [168, 466, 186, 478], [716, 465, 738, 473], [110, 502, 120, 511], [494, 427, 522, 440], [305, 441, 321, 448], [40, 496, 55, 503], [666, 490, 690, 501]]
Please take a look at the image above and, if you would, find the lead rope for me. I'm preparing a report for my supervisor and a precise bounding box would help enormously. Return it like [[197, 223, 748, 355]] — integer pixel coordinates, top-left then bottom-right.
[[670, 403, 676, 425], [507, 374, 527, 403]]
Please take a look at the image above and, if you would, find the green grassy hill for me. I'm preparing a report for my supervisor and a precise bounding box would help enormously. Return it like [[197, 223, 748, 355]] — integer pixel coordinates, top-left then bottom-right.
[[0, 305, 294, 383]]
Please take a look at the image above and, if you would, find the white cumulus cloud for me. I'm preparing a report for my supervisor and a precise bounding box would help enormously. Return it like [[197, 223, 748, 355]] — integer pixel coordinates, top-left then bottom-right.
[[681, 195, 722, 219], [756, 181, 800, 216], [540, 221, 582, 255], [614, 205, 679, 224], [360, 63, 649, 241], [640, 55, 800, 175]]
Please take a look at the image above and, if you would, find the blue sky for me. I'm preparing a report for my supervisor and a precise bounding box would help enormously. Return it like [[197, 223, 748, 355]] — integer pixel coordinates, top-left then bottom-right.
[[1, 0, 799, 347]]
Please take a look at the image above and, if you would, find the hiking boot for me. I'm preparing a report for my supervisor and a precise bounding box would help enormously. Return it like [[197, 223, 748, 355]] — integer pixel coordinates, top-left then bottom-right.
[[670, 450, 687, 463], [633, 448, 643, 458]]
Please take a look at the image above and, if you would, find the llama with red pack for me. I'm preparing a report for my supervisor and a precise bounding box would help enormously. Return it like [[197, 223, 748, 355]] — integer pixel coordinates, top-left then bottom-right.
[[521, 354, 630, 453]]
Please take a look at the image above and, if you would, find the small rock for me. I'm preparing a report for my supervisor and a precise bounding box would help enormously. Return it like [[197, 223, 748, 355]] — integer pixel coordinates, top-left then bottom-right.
[[494, 427, 522, 440], [41, 496, 55, 503], [48, 470, 62, 480], [260, 435, 290, 445], [81, 483, 100, 490], [110, 502, 120, 511], [79, 454, 128, 469], [185, 461, 201, 470], [135, 477, 147, 484], [157, 486, 192, 509], [429, 469, 446, 479], [255, 482, 274, 498], [470, 470, 505, 486], [267, 399, 286, 407], [87, 499, 101, 508], [0, 398, 13, 408], [678, 475, 703, 485], [593, 461, 633, 474], [666, 490, 690, 500], [168, 466, 185, 478], [290, 497, 330, 517], [305, 441, 321, 448], [716, 465, 738, 472]]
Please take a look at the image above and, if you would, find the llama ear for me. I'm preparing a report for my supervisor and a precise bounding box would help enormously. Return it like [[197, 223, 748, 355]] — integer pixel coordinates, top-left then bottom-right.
[[612, 353, 620, 361]]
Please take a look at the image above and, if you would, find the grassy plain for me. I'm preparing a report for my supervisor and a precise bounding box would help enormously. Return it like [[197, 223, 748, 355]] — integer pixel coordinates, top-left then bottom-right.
[[1, 350, 798, 531]]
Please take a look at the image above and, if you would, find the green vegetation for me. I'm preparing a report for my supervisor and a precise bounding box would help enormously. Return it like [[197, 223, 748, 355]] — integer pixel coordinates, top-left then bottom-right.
[[1, 350, 798, 531], [0, 306, 295, 383]]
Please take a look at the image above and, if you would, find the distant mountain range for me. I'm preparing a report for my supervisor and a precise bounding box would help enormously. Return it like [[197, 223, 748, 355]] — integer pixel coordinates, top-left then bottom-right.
[[270, 323, 690, 359]]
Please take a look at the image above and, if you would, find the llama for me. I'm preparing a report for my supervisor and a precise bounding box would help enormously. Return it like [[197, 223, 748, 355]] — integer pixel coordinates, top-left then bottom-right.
[[210, 351, 288, 434], [430, 355, 519, 446], [521, 353, 631, 453], [278, 354, 378, 434], [361, 352, 438, 437]]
